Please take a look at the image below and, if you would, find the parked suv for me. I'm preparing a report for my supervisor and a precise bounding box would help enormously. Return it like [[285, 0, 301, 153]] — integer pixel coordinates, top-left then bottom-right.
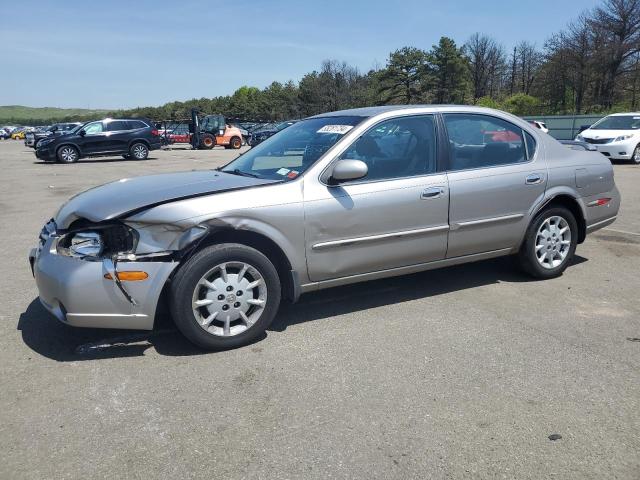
[[25, 122, 81, 148], [29, 106, 620, 350], [34, 118, 161, 163]]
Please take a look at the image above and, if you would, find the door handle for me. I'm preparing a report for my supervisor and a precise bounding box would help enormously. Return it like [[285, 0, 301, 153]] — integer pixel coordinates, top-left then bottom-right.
[[525, 173, 543, 185], [421, 186, 445, 199]]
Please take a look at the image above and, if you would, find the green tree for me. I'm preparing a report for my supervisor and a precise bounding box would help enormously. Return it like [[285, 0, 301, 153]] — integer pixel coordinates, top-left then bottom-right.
[[377, 47, 429, 104], [501, 93, 540, 115], [427, 37, 470, 104]]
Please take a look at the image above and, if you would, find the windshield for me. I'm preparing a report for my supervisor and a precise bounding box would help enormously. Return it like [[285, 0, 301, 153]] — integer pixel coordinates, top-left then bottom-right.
[[591, 115, 640, 130], [222, 116, 365, 180]]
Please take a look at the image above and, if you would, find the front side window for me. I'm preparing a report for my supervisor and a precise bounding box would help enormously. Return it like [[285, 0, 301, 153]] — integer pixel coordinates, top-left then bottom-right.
[[222, 116, 364, 180], [339, 115, 437, 181], [443, 114, 530, 171], [83, 121, 104, 135]]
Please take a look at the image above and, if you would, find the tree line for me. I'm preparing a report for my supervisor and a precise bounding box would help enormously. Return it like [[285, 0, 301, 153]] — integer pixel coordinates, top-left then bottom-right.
[[8, 0, 640, 125]]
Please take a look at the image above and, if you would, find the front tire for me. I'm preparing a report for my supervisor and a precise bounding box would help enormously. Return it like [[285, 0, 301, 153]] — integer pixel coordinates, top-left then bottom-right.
[[129, 142, 149, 160], [200, 134, 215, 150], [56, 145, 79, 163], [170, 244, 281, 350], [230, 136, 242, 149], [632, 144, 640, 165], [517, 206, 578, 279]]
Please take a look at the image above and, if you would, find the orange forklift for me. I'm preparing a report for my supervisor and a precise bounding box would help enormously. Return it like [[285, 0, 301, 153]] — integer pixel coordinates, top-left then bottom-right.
[[190, 108, 244, 150]]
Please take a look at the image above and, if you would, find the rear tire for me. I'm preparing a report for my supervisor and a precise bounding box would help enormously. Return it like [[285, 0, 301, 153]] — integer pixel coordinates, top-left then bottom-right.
[[129, 142, 149, 160], [170, 244, 281, 350], [56, 145, 79, 163], [517, 206, 578, 279], [200, 134, 215, 150]]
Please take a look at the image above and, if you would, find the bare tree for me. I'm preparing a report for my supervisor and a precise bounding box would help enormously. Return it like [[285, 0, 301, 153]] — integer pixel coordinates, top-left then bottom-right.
[[464, 33, 507, 101], [591, 0, 640, 108]]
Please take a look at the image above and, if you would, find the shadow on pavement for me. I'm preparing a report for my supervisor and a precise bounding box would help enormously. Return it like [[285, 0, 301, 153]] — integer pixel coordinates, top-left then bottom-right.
[[18, 255, 588, 361]]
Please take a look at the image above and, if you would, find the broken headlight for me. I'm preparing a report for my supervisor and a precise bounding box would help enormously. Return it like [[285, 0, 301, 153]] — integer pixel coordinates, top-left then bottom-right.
[[56, 224, 137, 259]]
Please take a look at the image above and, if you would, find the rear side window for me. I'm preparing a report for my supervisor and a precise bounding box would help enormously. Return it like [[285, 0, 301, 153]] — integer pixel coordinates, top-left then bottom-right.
[[443, 114, 531, 171], [129, 120, 146, 129], [106, 120, 129, 131]]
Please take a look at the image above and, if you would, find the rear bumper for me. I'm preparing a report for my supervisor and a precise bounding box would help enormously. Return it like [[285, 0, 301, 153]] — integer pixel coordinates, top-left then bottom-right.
[[30, 240, 178, 330], [581, 185, 621, 234]]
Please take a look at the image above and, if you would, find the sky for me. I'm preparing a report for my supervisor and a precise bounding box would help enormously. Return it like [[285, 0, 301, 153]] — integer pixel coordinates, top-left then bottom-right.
[[0, 0, 602, 110]]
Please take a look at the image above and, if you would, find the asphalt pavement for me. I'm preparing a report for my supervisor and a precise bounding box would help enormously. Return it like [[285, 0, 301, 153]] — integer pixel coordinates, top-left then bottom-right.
[[1, 140, 638, 479]]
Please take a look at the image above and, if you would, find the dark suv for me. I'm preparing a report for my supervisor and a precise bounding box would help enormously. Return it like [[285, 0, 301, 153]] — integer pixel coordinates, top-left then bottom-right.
[[34, 118, 161, 163], [26, 122, 82, 148]]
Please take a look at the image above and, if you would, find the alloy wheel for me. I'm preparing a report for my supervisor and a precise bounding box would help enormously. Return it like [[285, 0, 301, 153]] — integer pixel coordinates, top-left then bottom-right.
[[60, 147, 77, 162], [191, 261, 267, 337], [132, 144, 147, 159], [535, 215, 571, 269]]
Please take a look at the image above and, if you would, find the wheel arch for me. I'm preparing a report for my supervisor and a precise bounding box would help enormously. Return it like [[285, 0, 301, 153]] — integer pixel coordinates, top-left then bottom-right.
[[172, 227, 299, 303], [128, 138, 151, 149], [533, 192, 587, 244]]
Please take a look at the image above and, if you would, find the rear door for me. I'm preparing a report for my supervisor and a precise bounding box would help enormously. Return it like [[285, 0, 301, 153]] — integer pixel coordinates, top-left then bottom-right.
[[442, 113, 546, 258], [104, 120, 132, 152]]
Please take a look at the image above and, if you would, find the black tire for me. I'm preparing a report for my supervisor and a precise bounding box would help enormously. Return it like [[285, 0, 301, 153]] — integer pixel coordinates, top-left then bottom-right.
[[56, 145, 79, 163], [517, 206, 578, 279], [230, 136, 242, 149], [129, 142, 149, 160], [200, 134, 215, 150], [170, 243, 281, 350], [632, 144, 640, 165]]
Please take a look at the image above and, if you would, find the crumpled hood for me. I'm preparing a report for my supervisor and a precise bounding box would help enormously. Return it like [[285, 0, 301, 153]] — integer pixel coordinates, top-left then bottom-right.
[[54, 170, 277, 229]]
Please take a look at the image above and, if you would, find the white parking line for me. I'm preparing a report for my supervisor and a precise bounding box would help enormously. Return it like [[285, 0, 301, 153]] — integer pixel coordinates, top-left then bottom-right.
[[603, 228, 640, 237]]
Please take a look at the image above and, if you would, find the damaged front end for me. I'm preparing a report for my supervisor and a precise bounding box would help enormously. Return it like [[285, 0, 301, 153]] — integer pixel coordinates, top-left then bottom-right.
[[30, 217, 209, 330]]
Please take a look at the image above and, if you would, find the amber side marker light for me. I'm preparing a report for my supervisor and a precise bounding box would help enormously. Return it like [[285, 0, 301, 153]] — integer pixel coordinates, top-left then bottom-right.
[[104, 271, 149, 281]]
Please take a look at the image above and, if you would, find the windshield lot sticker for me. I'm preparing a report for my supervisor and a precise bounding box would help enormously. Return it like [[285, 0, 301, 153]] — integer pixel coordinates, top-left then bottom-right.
[[317, 125, 354, 134], [276, 168, 290, 176]]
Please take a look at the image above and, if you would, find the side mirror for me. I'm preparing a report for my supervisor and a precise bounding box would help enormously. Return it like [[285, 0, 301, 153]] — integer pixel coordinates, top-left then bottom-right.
[[78, 129, 86, 137], [329, 159, 368, 184]]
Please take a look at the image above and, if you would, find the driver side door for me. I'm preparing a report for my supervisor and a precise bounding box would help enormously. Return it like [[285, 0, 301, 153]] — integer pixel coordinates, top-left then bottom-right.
[[303, 115, 449, 282], [80, 121, 107, 154]]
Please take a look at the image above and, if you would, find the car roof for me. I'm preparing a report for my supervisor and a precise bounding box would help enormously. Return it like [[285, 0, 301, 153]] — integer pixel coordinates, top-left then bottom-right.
[[309, 104, 510, 119], [608, 112, 640, 116]]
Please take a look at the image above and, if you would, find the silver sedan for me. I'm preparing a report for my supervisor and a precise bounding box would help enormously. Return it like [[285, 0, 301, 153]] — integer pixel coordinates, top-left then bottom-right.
[[30, 105, 621, 350]]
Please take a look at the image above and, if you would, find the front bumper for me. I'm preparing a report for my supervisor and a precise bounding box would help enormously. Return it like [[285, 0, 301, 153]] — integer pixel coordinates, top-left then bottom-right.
[[29, 237, 178, 330], [34, 146, 56, 161], [590, 141, 636, 160]]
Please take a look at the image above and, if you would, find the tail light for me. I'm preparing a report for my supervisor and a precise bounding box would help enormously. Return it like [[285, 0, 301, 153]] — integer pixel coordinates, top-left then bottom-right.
[[151, 129, 159, 136]]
